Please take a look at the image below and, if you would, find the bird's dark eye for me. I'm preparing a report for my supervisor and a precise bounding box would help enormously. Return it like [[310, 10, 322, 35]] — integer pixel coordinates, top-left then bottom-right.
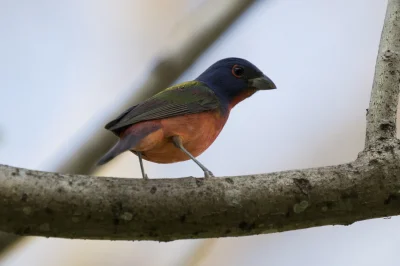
[[232, 65, 244, 78]]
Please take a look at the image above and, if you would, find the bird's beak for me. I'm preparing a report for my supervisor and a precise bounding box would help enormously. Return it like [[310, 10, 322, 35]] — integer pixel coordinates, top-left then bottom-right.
[[249, 75, 276, 90]]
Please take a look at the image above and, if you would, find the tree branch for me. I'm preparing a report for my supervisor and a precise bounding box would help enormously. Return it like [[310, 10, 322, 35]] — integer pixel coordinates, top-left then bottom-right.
[[365, 0, 400, 146], [1, 0, 400, 241], [0, 142, 400, 240]]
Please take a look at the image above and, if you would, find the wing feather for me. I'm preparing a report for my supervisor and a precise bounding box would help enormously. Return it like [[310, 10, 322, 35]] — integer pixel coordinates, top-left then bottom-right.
[[105, 81, 220, 133]]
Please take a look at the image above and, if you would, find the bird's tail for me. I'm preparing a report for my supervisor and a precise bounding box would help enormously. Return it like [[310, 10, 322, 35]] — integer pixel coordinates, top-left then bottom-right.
[[97, 134, 139, 166]]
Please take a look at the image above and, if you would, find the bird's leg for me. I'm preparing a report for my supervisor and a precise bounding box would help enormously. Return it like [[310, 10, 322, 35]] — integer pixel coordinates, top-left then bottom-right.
[[172, 136, 214, 178], [137, 152, 148, 180]]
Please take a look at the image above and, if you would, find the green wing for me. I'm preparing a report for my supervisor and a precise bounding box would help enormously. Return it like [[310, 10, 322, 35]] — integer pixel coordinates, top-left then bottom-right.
[[105, 81, 221, 132]]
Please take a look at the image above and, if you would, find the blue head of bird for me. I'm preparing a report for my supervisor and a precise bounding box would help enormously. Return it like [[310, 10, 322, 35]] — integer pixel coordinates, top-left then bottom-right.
[[195, 57, 276, 106]]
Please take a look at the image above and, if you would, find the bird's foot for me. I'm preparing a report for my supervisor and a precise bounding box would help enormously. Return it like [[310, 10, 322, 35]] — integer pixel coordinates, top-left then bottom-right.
[[142, 174, 149, 180], [204, 171, 214, 179]]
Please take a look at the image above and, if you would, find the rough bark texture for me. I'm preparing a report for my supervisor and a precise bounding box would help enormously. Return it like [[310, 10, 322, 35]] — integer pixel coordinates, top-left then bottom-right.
[[366, 0, 400, 146], [1, 143, 400, 241], [0, 0, 399, 241]]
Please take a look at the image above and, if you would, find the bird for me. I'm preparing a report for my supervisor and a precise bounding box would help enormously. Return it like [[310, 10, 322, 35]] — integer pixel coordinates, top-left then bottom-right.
[[97, 57, 276, 179]]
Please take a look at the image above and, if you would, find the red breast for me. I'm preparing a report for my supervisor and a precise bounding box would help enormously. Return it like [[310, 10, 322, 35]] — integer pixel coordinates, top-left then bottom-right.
[[126, 110, 229, 164]]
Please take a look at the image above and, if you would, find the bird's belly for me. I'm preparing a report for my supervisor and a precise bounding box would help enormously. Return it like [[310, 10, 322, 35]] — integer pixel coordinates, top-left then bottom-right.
[[136, 111, 228, 164]]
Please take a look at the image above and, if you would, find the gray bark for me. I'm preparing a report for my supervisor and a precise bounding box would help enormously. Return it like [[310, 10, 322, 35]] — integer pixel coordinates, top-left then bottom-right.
[[0, 0, 399, 241], [365, 0, 400, 146], [1, 146, 400, 241]]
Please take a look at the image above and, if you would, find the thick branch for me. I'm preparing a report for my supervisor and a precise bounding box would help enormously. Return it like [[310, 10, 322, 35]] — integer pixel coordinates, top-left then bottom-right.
[[366, 0, 400, 146], [1, 140, 400, 240]]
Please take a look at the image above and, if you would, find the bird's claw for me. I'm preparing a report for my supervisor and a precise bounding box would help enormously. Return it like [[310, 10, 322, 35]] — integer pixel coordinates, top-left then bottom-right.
[[204, 171, 214, 178], [143, 174, 149, 180]]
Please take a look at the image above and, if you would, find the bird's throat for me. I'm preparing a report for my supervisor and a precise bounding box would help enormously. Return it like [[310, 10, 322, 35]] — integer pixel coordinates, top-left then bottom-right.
[[229, 88, 257, 110]]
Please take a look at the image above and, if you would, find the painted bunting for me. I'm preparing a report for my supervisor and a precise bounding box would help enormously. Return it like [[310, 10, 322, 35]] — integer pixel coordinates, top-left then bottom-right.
[[97, 57, 276, 178]]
